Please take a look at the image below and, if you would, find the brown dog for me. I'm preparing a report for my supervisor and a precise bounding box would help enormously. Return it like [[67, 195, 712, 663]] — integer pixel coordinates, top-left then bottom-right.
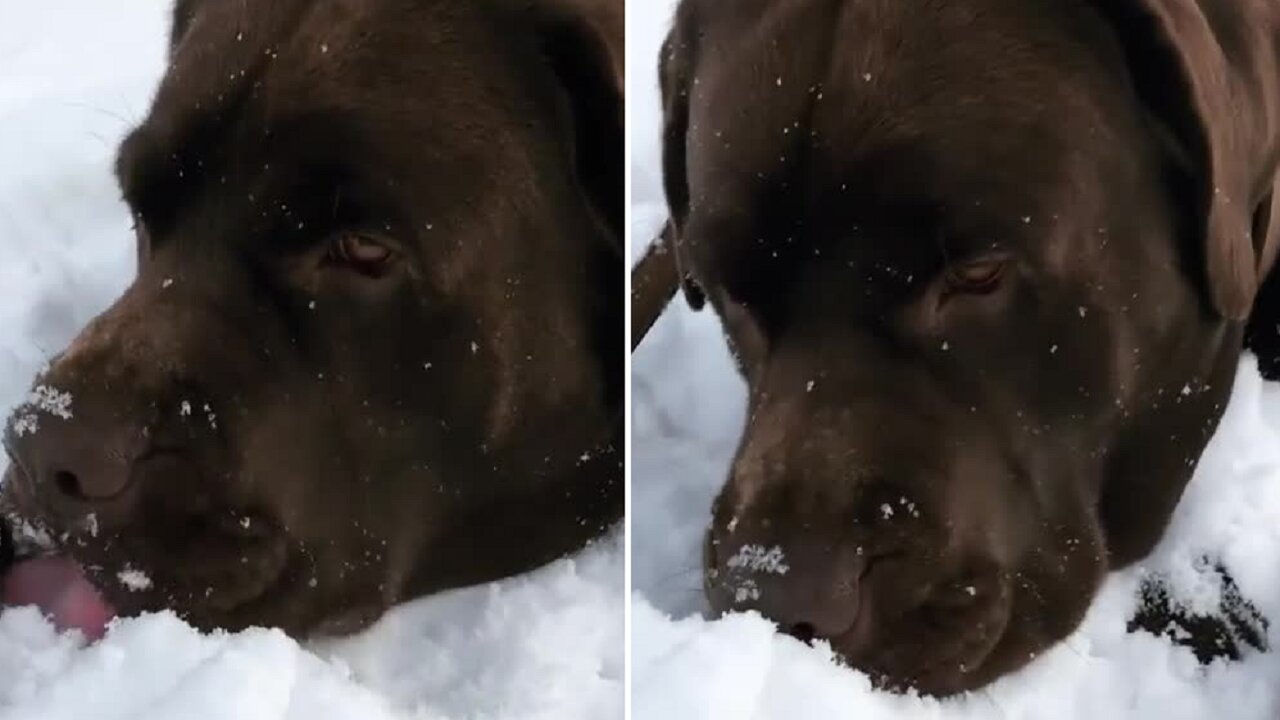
[[638, 0, 1279, 696], [0, 0, 623, 638]]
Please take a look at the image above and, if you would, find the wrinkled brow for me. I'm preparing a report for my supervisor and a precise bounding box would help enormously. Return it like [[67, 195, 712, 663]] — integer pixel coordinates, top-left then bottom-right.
[[115, 105, 376, 233]]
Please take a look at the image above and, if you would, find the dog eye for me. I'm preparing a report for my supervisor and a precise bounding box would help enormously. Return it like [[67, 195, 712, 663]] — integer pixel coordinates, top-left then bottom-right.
[[328, 232, 396, 275], [944, 257, 1006, 293]]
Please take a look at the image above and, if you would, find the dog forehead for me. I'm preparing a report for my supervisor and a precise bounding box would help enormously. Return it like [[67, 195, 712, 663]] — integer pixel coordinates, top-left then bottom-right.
[[682, 0, 1129, 217], [116, 0, 553, 242], [142, 0, 532, 169]]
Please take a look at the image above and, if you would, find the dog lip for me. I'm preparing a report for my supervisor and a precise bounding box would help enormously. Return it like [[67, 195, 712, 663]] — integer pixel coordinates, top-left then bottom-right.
[[81, 523, 292, 623], [131, 442, 192, 465]]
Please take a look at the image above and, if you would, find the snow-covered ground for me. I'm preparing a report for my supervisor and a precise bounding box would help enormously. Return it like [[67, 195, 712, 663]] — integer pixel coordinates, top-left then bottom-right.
[[0, 3, 622, 718], [629, 1, 1280, 718]]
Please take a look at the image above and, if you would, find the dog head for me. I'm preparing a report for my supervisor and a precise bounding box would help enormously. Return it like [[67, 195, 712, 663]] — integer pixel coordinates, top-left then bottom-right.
[[660, 0, 1277, 694], [1, 0, 623, 637]]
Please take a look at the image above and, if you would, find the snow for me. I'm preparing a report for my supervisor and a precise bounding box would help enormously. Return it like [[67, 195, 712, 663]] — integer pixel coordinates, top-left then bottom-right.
[[629, 1, 1280, 717], [725, 546, 791, 576], [0, 2, 622, 718], [114, 567, 152, 594]]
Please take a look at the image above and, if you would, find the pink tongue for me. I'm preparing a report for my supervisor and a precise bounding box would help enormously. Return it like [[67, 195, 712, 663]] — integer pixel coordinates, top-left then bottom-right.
[[2, 557, 115, 641]]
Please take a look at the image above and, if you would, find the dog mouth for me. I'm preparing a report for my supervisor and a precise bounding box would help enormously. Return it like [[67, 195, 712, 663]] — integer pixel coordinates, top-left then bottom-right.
[[0, 461, 112, 639], [1, 553, 116, 640], [0, 462, 292, 639], [0, 523, 293, 640]]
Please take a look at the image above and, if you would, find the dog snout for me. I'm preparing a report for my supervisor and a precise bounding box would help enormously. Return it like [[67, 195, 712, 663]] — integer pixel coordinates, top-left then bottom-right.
[[707, 506, 1017, 694], [6, 397, 146, 505], [2, 289, 231, 524], [1, 368, 216, 529], [708, 527, 868, 641]]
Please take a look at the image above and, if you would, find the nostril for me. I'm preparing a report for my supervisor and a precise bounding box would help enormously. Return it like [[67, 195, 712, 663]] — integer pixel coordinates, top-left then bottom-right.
[[53, 470, 83, 499], [788, 622, 817, 644], [49, 463, 129, 502]]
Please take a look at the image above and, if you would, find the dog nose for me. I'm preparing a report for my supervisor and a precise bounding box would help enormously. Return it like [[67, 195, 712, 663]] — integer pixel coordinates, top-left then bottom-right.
[[711, 535, 865, 641], [758, 564, 863, 641], [5, 401, 145, 507]]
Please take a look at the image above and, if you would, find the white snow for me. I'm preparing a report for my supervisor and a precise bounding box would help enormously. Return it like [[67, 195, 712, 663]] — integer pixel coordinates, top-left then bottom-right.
[[27, 386, 74, 420], [0, 2, 622, 719], [630, 1, 1280, 717], [115, 566, 152, 593], [725, 545, 790, 576]]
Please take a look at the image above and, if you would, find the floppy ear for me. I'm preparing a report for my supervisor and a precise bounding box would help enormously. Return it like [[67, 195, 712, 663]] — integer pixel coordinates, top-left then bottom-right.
[[528, 0, 624, 409], [658, 26, 707, 311], [534, 0, 624, 253], [1089, 0, 1279, 321]]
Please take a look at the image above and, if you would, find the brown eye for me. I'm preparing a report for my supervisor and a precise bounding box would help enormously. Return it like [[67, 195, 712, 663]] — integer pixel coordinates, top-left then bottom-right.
[[945, 257, 1006, 293], [329, 232, 395, 275]]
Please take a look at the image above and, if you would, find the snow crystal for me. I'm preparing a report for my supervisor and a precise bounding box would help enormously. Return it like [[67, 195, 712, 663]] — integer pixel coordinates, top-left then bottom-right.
[[733, 578, 761, 604], [117, 565, 152, 592], [11, 414, 38, 437], [897, 497, 920, 518], [27, 385, 73, 420], [6, 516, 56, 554], [726, 545, 790, 576]]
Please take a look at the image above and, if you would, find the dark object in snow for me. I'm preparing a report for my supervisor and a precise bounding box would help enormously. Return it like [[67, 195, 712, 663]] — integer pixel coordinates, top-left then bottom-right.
[[0, 0, 623, 638], [648, 0, 1280, 698], [632, 224, 680, 351], [1128, 561, 1269, 664]]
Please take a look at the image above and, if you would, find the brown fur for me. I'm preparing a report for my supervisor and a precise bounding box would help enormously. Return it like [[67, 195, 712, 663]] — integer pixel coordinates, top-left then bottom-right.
[[649, 0, 1279, 695], [2, 0, 622, 636]]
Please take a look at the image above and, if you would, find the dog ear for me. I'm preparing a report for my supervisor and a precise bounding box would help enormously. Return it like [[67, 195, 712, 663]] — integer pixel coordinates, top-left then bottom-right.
[[1090, 0, 1279, 321], [658, 25, 707, 311], [529, 0, 624, 411], [533, 0, 624, 254]]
